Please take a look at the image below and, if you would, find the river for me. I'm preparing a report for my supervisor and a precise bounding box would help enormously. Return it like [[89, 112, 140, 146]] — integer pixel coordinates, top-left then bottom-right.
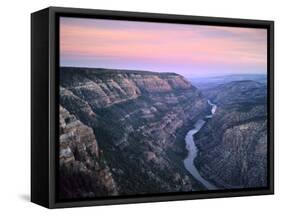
[[183, 100, 218, 190]]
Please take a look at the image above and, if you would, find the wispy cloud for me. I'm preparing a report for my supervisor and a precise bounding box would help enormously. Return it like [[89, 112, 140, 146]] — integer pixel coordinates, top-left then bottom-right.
[[60, 17, 267, 77]]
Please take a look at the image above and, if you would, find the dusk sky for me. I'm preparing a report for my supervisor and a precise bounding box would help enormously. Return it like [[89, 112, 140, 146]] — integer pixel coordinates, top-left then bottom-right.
[[60, 17, 267, 78]]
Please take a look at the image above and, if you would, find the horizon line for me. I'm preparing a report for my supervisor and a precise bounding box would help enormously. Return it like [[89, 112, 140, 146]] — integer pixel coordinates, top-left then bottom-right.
[[60, 65, 267, 77]]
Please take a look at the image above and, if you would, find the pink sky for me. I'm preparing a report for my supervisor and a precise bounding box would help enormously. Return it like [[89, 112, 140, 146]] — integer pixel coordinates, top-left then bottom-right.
[[60, 17, 267, 77]]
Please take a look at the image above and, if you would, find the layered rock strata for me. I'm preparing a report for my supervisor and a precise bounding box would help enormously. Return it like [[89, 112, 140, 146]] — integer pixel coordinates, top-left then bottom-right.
[[59, 67, 210, 198]]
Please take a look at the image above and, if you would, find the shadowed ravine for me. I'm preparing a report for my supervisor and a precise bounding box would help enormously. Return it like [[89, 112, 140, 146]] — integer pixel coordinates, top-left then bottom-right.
[[183, 100, 218, 190]]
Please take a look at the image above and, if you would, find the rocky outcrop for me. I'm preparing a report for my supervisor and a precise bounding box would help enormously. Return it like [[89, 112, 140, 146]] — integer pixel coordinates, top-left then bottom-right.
[[59, 106, 118, 199], [60, 67, 192, 109], [194, 80, 267, 188], [59, 67, 210, 197]]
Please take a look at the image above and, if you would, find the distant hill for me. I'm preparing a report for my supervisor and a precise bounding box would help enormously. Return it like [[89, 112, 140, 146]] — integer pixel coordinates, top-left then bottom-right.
[[189, 74, 267, 90]]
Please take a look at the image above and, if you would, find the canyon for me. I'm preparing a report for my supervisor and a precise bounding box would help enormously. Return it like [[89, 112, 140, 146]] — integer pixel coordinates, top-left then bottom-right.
[[59, 67, 209, 199], [59, 67, 268, 199]]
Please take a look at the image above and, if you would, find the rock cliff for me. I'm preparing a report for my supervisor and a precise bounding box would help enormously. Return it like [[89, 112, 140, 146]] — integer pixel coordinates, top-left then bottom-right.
[[59, 67, 209, 198], [194, 80, 267, 188], [59, 106, 118, 199]]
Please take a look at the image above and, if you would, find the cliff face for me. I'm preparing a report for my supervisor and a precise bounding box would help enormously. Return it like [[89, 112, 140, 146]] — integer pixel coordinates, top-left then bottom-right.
[[60, 67, 193, 109], [59, 67, 209, 197], [195, 80, 267, 188], [59, 106, 118, 199]]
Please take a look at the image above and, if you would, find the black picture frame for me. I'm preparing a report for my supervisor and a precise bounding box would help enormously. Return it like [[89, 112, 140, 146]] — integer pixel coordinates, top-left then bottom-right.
[[31, 6, 274, 208]]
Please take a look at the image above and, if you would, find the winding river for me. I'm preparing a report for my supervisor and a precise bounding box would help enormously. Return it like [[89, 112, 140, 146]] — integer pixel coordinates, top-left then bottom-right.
[[183, 100, 218, 190]]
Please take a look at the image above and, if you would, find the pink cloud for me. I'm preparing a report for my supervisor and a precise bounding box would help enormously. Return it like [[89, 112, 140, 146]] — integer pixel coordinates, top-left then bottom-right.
[[60, 17, 267, 75]]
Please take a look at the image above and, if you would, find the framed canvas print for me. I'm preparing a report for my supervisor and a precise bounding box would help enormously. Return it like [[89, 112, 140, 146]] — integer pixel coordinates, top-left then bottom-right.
[[31, 7, 274, 208]]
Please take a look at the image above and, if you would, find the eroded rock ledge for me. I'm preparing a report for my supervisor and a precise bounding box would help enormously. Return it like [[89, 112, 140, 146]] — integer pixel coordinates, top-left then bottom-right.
[[59, 67, 209, 198]]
